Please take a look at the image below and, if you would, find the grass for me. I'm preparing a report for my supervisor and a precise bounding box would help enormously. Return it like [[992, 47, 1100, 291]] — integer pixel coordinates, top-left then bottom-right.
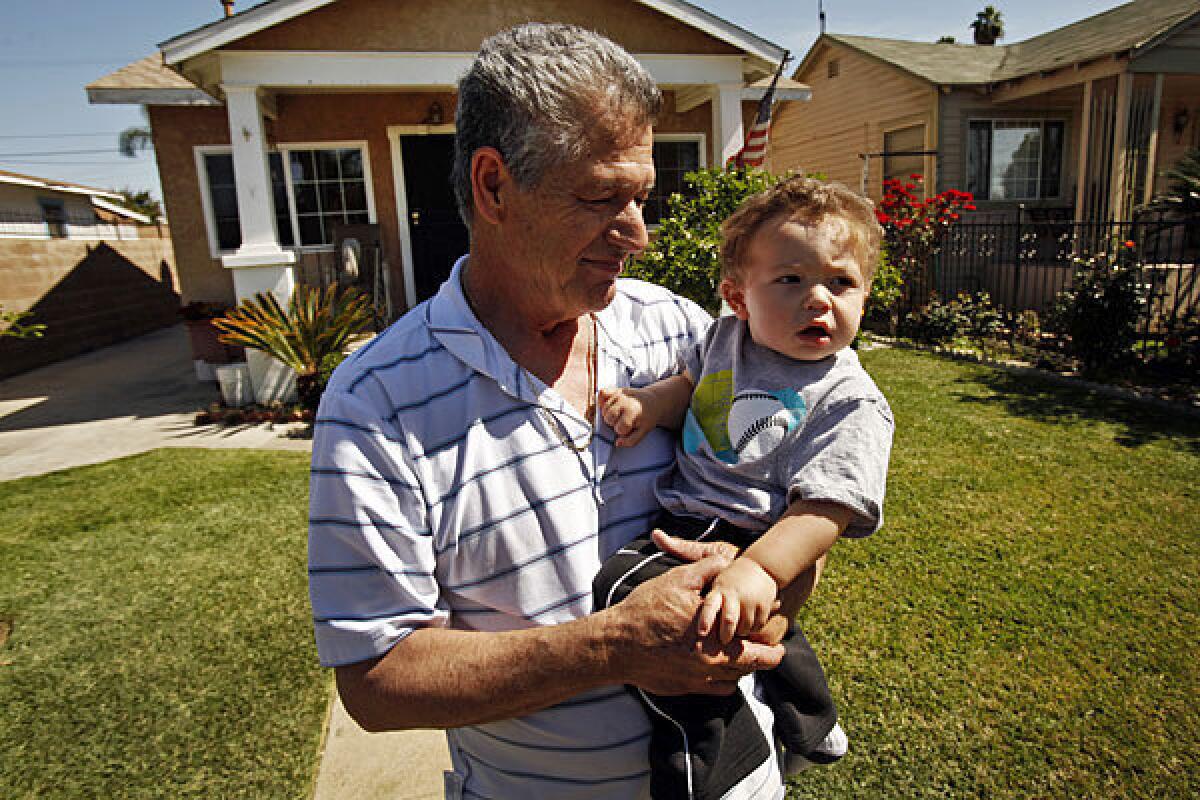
[[0, 349, 1196, 798], [789, 347, 1200, 798], [0, 449, 326, 799]]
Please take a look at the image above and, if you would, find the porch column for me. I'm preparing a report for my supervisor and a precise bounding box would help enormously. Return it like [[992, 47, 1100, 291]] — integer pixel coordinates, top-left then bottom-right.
[[1074, 80, 1093, 224], [1144, 74, 1165, 206], [712, 82, 745, 165], [221, 83, 297, 405], [1107, 72, 1134, 222]]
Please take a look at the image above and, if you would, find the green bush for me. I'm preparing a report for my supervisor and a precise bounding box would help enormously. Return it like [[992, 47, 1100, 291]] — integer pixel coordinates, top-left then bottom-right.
[[1047, 244, 1150, 375], [899, 294, 963, 346], [625, 167, 780, 313], [862, 247, 904, 334]]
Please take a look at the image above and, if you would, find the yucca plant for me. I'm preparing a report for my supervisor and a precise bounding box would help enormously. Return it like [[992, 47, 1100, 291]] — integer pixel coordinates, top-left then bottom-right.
[[214, 284, 374, 411]]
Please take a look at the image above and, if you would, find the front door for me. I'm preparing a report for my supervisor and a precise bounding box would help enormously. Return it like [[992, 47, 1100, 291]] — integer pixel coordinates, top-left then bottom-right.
[[400, 134, 469, 303]]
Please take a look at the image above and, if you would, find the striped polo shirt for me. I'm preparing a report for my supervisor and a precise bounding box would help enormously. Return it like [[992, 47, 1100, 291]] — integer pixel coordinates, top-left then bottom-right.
[[308, 259, 781, 799]]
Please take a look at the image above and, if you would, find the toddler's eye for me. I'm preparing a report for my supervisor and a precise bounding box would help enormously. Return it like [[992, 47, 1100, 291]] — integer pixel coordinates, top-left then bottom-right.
[[831, 276, 858, 289]]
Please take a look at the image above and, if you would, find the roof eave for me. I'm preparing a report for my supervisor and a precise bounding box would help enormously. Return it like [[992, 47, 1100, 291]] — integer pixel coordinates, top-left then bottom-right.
[[86, 87, 221, 106], [158, 0, 787, 72]]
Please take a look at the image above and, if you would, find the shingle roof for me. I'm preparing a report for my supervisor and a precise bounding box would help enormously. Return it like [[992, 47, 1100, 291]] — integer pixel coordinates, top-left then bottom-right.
[[819, 0, 1199, 86], [86, 54, 199, 92]]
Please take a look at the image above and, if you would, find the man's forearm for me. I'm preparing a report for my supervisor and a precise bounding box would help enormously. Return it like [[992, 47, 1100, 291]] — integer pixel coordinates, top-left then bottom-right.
[[337, 615, 615, 731]]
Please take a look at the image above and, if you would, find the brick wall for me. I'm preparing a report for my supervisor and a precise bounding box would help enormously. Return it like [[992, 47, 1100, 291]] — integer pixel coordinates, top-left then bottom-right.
[[0, 236, 180, 379]]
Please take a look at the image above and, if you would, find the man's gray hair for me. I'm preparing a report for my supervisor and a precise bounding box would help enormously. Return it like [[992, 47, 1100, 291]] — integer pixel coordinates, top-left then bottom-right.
[[452, 23, 662, 228]]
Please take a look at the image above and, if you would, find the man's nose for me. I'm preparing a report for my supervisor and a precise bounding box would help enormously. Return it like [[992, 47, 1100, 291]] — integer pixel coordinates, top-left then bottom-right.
[[607, 199, 649, 254]]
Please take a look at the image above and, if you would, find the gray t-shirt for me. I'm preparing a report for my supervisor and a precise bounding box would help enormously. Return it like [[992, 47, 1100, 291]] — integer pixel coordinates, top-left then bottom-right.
[[655, 315, 894, 538]]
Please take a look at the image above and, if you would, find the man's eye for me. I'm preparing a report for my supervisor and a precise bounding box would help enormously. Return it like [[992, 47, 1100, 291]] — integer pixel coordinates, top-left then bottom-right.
[[777, 275, 801, 284]]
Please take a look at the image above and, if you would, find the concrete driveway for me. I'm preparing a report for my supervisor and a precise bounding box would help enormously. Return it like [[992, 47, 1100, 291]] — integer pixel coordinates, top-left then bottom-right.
[[0, 324, 450, 798]]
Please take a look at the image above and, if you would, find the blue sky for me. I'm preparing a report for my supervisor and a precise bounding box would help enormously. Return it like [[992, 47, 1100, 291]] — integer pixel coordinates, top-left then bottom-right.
[[0, 0, 1129, 201]]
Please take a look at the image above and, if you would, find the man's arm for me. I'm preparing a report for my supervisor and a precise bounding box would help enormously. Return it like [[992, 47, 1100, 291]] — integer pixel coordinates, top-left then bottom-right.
[[336, 550, 785, 732]]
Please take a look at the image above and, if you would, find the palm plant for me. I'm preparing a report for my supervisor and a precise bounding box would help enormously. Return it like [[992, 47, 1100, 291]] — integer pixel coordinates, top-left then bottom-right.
[[971, 6, 1004, 45], [1159, 147, 1200, 215], [213, 285, 374, 410], [118, 109, 154, 158]]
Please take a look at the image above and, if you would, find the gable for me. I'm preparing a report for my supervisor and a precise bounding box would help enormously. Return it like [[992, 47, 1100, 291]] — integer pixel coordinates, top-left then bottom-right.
[[219, 0, 741, 55]]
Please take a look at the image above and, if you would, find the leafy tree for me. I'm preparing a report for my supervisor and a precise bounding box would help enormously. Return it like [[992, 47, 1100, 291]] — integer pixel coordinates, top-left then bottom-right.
[[937, 35, 957, 44], [116, 188, 162, 221], [625, 167, 779, 313], [118, 109, 153, 158], [971, 6, 1005, 45]]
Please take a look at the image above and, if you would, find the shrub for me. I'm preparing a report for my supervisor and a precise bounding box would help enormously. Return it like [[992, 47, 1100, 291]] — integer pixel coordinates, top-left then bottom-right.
[[955, 291, 1004, 358], [625, 167, 780, 313], [1047, 242, 1150, 375], [862, 247, 904, 334], [876, 176, 975, 307], [899, 294, 963, 346]]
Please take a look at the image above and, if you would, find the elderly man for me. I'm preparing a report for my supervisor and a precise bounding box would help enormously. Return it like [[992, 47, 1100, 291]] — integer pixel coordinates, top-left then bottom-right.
[[308, 23, 788, 799]]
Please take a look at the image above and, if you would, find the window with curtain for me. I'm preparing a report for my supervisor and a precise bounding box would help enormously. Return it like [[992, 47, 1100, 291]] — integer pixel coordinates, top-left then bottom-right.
[[883, 124, 927, 186], [967, 119, 1064, 201], [644, 138, 703, 227]]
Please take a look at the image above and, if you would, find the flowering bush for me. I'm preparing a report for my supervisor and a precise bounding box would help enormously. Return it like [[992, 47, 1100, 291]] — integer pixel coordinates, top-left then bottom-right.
[[1047, 240, 1150, 376], [876, 175, 976, 307]]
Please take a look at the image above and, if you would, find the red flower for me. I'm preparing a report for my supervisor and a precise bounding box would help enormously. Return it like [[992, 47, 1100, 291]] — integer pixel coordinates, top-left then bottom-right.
[[909, 173, 924, 182], [964, 204, 977, 211], [1123, 240, 1136, 249]]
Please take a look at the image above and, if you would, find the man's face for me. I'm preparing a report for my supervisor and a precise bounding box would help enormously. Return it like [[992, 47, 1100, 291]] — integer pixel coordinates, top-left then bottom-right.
[[721, 213, 868, 361], [502, 124, 655, 321]]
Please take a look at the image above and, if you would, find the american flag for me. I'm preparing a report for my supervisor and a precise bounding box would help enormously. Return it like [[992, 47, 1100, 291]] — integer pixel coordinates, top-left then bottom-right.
[[727, 53, 790, 170]]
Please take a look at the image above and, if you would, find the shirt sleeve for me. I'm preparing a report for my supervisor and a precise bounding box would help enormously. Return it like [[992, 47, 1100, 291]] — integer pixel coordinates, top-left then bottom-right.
[[781, 396, 894, 538], [675, 297, 715, 380], [308, 388, 447, 667]]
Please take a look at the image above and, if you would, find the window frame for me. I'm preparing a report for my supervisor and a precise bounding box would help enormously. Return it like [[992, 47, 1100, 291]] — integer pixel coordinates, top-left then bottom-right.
[[194, 140, 376, 258], [645, 133, 707, 230], [966, 117, 1067, 203]]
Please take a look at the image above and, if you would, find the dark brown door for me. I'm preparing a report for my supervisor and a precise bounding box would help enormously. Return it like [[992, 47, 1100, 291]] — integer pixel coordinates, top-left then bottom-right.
[[401, 135, 469, 302]]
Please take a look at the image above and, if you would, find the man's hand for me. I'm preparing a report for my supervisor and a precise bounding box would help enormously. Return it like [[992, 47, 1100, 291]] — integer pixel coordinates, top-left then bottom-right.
[[697, 558, 779, 644], [603, 543, 784, 696], [598, 386, 656, 447]]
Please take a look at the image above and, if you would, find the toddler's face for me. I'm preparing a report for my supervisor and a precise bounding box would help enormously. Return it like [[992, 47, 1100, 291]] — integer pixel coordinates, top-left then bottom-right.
[[721, 213, 867, 362]]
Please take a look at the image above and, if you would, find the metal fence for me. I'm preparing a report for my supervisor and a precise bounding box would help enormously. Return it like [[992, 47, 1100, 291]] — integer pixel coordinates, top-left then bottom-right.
[[904, 211, 1200, 361], [0, 210, 159, 241]]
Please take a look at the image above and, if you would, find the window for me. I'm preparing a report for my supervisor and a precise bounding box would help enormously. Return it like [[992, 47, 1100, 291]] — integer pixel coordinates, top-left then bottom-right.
[[827, 59, 840, 79], [644, 136, 705, 227], [201, 151, 294, 251], [968, 119, 1064, 201], [198, 143, 371, 254], [883, 124, 927, 187], [285, 147, 370, 246]]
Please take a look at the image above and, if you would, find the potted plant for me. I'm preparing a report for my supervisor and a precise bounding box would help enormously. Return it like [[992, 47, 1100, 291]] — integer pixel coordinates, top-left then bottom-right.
[[181, 301, 241, 380], [213, 285, 374, 412]]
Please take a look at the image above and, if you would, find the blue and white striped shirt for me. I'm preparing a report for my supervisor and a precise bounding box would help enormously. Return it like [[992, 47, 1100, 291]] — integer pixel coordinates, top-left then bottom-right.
[[309, 259, 780, 798]]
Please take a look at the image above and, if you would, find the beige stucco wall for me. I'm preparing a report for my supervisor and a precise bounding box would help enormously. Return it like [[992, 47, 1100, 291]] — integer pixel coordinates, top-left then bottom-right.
[[769, 41, 935, 202], [0, 236, 179, 378], [0, 184, 95, 220], [222, 0, 741, 55]]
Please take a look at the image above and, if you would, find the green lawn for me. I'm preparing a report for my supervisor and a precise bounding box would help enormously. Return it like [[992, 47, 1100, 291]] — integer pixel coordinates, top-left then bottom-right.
[[790, 347, 1200, 798], [0, 450, 325, 799], [0, 349, 1196, 799]]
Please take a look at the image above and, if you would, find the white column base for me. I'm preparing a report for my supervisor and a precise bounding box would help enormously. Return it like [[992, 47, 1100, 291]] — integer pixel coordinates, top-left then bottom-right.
[[225, 256, 299, 405]]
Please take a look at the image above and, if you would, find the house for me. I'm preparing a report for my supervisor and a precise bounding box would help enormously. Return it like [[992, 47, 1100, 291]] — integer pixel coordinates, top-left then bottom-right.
[[0, 169, 156, 241], [769, 0, 1200, 223], [86, 0, 809, 399]]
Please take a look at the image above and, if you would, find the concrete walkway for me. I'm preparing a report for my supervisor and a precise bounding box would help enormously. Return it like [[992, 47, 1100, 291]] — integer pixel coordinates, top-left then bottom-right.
[[0, 324, 450, 798]]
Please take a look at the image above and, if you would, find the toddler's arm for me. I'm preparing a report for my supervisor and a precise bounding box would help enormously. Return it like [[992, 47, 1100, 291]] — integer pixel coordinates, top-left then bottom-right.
[[598, 373, 694, 447], [698, 500, 853, 644]]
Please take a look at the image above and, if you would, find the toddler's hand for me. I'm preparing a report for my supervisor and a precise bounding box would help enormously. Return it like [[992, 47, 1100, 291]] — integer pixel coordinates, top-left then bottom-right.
[[598, 387, 654, 447], [697, 558, 779, 645]]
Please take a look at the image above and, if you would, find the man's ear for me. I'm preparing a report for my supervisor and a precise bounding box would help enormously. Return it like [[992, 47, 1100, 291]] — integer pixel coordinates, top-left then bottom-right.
[[719, 278, 749, 320], [470, 147, 509, 226]]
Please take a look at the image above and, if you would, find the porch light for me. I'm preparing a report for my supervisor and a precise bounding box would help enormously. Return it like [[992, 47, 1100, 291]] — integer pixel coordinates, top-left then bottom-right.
[[423, 101, 444, 126]]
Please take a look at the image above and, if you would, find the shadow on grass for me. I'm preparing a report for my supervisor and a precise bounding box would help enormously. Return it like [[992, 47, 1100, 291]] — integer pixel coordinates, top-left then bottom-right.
[[953, 365, 1200, 453]]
